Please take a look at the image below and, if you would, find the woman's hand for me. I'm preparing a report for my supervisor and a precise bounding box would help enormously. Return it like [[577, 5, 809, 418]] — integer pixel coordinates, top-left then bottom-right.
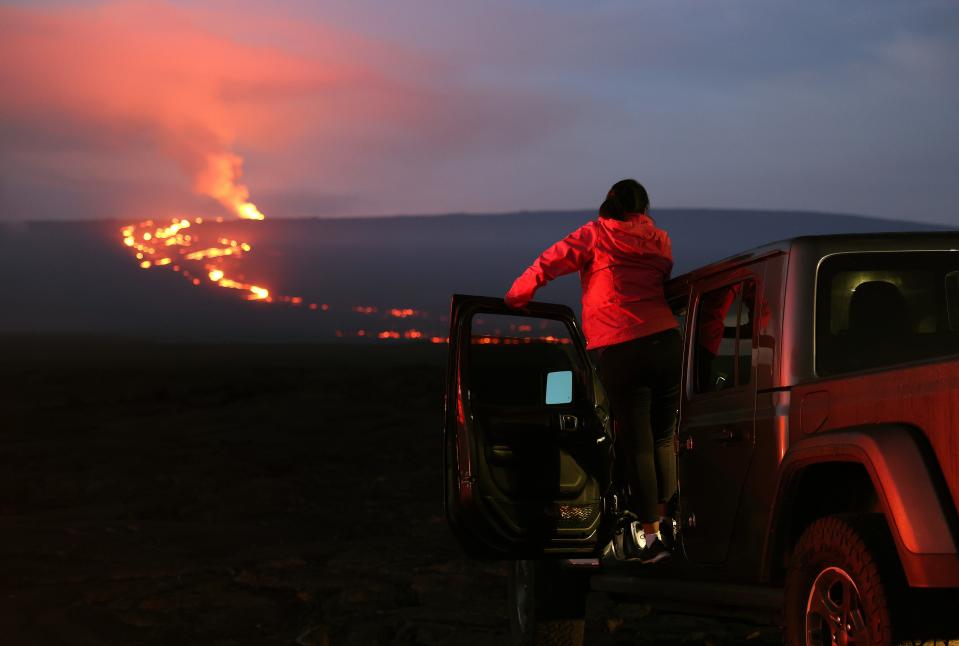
[[504, 290, 530, 309], [505, 272, 536, 308]]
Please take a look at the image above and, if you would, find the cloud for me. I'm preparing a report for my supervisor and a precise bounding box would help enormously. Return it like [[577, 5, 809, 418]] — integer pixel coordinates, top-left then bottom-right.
[[2, 0, 956, 224], [0, 0, 575, 219]]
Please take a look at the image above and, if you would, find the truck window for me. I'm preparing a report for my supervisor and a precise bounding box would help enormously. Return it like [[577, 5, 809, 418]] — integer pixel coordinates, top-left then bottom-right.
[[816, 251, 959, 376], [468, 313, 586, 408], [693, 280, 755, 393], [669, 297, 688, 338]]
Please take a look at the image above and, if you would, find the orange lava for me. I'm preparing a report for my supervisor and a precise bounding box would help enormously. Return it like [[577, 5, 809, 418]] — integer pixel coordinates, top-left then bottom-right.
[[121, 217, 272, 302]]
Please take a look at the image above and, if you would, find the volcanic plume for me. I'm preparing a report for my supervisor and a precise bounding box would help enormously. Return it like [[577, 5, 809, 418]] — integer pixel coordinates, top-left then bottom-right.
[[196, 153, 265, 221]]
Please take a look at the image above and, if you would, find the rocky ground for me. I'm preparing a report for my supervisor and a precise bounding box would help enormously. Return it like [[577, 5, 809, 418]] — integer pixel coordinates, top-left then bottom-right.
[[0, 338, 785, 645]]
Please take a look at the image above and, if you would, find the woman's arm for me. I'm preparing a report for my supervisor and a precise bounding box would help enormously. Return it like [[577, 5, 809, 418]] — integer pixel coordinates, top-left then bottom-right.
[[505, 223, 593, 308]]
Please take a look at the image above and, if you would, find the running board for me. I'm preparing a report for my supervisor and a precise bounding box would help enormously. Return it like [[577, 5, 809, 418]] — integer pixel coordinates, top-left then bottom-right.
[[591, 574, 783, 624]]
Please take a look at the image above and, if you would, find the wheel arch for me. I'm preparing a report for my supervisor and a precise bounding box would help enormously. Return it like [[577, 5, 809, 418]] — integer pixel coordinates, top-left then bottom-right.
[[763, 424, 959, 588]]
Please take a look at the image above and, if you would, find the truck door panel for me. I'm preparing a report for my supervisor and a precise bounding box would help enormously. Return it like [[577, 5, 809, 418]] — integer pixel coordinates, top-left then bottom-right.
[[679, 268, 762, 566], [445, 295, 614, 559]]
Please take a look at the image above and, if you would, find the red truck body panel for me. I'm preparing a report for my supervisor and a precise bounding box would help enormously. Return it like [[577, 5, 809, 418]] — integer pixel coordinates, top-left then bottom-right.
[[792, 358, 959, 518]]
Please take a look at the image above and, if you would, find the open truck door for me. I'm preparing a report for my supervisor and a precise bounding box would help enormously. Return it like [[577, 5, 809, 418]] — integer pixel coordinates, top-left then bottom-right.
[[444, 294, 615, 559]]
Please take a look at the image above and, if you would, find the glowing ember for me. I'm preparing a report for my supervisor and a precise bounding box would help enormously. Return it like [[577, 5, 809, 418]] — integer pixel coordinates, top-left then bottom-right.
[[471, 335, 571, 345], [184, 247, 234, 261]]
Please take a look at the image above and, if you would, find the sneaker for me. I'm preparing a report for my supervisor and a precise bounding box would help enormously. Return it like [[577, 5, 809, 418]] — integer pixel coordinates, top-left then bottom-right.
[[621, 521, 644, 561], [659, 516, 677, 552], [601, 529, 624, 562], [638, 538, 672, 564]]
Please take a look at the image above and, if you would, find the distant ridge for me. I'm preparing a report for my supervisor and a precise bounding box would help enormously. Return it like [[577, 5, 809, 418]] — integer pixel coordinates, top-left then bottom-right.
[[0, 209, 948, 341]]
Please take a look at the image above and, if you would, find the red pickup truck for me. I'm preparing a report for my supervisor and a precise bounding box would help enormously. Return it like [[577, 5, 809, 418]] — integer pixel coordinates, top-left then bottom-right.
[[444, 232, 959, 645]]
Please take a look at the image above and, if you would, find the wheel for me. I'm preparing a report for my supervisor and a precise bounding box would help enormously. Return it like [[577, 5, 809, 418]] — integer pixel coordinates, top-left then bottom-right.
[[508, 559, 588, 646], [784, 514, 900, 646]]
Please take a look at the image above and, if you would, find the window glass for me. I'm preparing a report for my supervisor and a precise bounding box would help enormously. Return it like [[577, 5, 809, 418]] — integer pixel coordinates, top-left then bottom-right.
[[816, 251, 959, 375], [693, 281, 755, 393], [469, 313, 584, 407], [669, 297, 688, 339], [825, 269, 935, 335], [737, 285, 754, 385]]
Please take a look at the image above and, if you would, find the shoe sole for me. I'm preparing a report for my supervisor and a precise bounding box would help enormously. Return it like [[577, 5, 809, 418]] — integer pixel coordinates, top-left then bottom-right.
[[639, 551, 671, 565]]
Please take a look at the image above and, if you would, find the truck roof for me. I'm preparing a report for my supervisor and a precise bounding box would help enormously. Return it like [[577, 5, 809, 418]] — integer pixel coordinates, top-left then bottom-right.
[[668, 230, 959, 290]]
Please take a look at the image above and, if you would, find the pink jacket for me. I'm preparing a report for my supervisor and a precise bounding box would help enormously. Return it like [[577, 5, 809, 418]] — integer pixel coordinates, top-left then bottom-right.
[[505, 213, 678, 349]]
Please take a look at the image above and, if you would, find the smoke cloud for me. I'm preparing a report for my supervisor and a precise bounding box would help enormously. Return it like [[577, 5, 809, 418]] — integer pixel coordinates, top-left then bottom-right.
[[0, 1, 566, 220]]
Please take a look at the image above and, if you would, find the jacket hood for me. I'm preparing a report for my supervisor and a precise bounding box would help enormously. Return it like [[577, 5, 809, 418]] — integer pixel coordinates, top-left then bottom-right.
[[597, 213, 670, 255]]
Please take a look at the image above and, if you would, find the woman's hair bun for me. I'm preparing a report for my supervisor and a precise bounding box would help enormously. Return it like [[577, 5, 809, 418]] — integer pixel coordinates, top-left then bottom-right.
[[599, 197, 624, 220], [600, 179, 649, 220]]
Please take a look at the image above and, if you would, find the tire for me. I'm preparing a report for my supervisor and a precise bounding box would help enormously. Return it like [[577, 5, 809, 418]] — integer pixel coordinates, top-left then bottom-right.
[[508, 560, 588, 646], [784, 514, 900, 646]]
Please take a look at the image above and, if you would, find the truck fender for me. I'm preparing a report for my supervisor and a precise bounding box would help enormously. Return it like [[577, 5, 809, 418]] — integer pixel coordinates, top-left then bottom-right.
[[767, 424, 959, 588]]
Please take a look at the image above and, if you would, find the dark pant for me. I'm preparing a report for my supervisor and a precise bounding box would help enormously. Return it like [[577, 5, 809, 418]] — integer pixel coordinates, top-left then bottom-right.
[[597, 329, 682, 524]]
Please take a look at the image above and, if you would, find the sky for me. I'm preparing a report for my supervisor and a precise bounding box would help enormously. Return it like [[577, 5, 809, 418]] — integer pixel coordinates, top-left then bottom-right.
[[0, 0, 957, 225]]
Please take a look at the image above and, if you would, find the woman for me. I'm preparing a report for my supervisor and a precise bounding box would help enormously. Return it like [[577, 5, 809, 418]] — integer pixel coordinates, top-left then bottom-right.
[[504, 179, 680, 563]]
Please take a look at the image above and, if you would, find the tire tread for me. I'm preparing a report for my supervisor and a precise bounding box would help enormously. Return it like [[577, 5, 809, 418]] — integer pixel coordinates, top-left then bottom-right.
[[783, 513, 897, 646]]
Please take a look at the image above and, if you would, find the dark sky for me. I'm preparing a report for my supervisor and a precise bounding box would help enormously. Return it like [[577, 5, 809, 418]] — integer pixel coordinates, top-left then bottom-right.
[[1, 0, 957, 225]]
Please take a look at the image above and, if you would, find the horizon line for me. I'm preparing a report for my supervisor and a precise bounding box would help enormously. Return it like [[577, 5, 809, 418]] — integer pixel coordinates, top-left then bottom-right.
[[2, 205, 945, 227]]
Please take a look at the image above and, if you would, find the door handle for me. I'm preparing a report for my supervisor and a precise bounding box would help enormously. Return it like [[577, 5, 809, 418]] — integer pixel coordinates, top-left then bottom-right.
[[559, 414, 579, 431], [714, 427, 742, 443]]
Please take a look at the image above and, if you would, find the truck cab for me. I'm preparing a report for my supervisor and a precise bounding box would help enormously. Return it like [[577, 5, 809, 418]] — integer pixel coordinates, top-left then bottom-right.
[[445, 233, 959, 646]]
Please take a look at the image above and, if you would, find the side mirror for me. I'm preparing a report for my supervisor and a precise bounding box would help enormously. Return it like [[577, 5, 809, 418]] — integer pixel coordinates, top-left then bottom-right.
[[545, 370, 573, 405]]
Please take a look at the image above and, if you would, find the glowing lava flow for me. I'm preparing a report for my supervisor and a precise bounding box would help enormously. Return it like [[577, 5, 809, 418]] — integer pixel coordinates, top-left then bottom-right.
[[119, 149, 454, 340], [119, 163, 571, 346], [119, 214, 578, 347], [118, 194, 448, 340], [121, 216, 272, 302], [121, 152, 276, 300], [119, 215, 576, 346]]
